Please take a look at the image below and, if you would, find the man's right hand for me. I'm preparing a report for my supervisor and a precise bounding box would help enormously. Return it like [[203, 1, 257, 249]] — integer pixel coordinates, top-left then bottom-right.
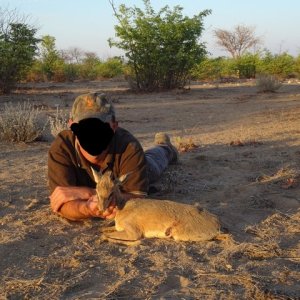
[[50, 186, 96, 213]]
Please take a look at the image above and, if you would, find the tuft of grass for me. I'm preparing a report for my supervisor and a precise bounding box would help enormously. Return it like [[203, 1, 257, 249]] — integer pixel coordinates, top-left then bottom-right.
[[48, 106, 69, 137], [174, 136, 199, 153], [255, 166, 298, 185], [256, 74, 282, 93], [0, 102, 46, 143]]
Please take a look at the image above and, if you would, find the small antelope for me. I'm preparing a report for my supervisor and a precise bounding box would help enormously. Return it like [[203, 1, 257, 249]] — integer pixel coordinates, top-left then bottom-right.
[[92, 169, 221, 245]]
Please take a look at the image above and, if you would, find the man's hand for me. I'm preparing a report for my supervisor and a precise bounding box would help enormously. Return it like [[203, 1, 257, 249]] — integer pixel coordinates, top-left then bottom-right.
[[50, 186, 95, 213], [102, 203, 117, 219], [94, 196, 117, 219], [82, 195, 118, 219], [85, 195, 103, 217], [100, 192, 139, 219]]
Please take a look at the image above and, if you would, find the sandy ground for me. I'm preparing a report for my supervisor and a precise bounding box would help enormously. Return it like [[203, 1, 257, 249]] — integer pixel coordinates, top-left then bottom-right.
[[0, 80, 299, 299]]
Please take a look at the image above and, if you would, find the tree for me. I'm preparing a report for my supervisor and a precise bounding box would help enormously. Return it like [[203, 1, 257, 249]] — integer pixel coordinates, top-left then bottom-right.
[[109, 0, 211, 91], [79, 52, 101, 80], [40, 35, 63, 80], [0, 8, 39, 94], [60, 47, 84, 64], [214, 25, 261, 58]]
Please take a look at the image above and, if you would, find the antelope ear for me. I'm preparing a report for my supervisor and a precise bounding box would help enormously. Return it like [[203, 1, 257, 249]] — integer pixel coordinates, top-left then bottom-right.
[[91, 167, 102, 183], [104, 170, 112, 178]]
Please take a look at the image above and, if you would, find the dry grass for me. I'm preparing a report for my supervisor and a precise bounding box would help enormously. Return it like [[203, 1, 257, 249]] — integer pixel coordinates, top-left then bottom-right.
[[255, 166, 300, 189], [245, 211, 300, 239], [174, 136, 200, 153], [0, 101, 46, 142], [256, 74, 282, 93], [48, 106, 69, 137]]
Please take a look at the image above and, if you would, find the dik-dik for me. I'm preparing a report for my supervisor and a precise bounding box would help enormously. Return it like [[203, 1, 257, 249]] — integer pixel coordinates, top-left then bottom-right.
[[92, 169, 221, 245]]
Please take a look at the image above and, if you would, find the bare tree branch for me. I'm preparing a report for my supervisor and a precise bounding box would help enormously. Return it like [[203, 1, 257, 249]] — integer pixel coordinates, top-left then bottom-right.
[[214, 24, 261, 58]]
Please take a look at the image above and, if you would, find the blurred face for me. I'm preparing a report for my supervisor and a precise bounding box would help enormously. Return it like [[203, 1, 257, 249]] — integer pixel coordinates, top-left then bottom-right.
[[70, 118, 118, 165]]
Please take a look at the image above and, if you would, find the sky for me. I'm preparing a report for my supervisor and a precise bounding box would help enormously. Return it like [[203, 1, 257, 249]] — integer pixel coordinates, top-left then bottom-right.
[[0, 0, 299, 59]]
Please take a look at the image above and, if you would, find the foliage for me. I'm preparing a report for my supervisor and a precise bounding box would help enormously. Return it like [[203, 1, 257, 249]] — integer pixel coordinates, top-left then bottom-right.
[[27, 54, 124, 82], [39, 35, 64, 81], [109, 0, 211, 91], [0, 102, 46, 142], [234, 53, 260, 78], [192, 57, 239, 80], [191, 57, 225, 80], [78, 52, 102, 80], [63, 63, 80, 82], [25, 60, 44, 82], [192, 51, 300, 81], [214, 25, 261, 59], [97, 57, 124, 78], [257, 50, 295, 79], [0, 10, 39, 93], [294, 55, 300, 78]]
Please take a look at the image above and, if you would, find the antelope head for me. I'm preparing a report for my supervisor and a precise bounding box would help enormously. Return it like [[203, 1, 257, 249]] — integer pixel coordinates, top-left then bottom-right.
[[91, 168, 129, 212]]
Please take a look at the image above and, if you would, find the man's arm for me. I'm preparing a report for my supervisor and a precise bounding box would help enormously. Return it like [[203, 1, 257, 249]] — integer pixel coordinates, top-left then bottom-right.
[[50, 186, 98, 220], [48, 132, 99, 220], [57, 198, 99, 220], [50, 186, 141, 221]]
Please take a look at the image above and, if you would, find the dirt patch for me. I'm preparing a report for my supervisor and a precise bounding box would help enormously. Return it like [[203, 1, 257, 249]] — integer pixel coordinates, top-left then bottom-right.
[[0, 80, 299, 299]]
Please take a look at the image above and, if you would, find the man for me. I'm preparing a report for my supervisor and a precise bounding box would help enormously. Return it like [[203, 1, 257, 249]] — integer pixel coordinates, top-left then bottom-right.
[[48, 92, 178, 221]]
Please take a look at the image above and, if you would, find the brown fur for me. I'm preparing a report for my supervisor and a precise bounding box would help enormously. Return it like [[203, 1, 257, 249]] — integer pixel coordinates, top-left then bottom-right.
[[92, 169, 221, 244]]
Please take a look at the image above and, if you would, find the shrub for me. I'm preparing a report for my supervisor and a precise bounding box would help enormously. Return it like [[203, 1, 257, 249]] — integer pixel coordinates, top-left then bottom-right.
[[25, 60, 44, 82], [256, 74, 282, 93], [294, 55, 300, 79], [109, 0, 211, 90], [257, 51, 295, 79], [79, 53, 102, 80], [234, 53, 259, 78], [0, 102, 46, 142], [191, 57, 239, 81], [97, 58, 124, 78], [191, 57, 224, 80], [40, 35, 63, 81], [48, 107, 69, 137], [0, 20, 39, 93], [63, 63, 79, 81]]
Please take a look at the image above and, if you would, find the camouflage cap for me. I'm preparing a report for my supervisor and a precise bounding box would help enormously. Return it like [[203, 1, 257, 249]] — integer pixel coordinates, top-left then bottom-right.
[[71, 92, 115, 123]]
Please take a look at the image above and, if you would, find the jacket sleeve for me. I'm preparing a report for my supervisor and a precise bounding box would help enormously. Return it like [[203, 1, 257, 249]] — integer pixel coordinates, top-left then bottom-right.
[[47, 132, 78, 193]]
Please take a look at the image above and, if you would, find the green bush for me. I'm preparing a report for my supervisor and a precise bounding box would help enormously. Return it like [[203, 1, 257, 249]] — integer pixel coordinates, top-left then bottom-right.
[[234, 53, 259, 78], [0, 22, 39, 93], [191, 52, 300, 81], [40, 35, 64, 81], [63, 63, 80, 81], [192, 57, 237, 80], [97, 58, 124, 78], [79, 54, 102, 80], [109, 0, 211, 90], [191, 57, 223, 80], [293, 55, 300, 78], [26, 60, 44, 82], [257, 51, 295, 79]]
